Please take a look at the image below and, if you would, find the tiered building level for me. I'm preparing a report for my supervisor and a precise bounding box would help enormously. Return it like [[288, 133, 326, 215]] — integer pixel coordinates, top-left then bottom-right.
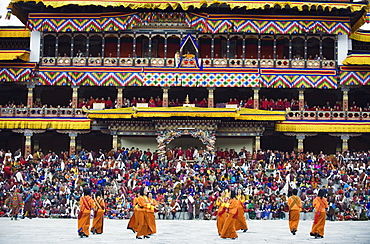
[[1, 0, 370, 156]]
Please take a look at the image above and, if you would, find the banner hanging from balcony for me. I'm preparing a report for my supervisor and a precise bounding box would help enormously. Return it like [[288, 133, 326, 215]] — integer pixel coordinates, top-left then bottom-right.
[[339, 66, 370, 86], [0, 50, 30, 62], [342, 53, 370, 65], [87, 107, 287, 121], [0, 117, 91, 130], [0, 28, 30, 38], [276, 121, 370, 133], [27, 11, 352, 35], [0, 63, 36, 82]]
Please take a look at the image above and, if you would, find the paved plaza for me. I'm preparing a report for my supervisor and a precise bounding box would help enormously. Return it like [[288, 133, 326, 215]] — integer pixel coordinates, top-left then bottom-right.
[[0, 218, 369, 244]]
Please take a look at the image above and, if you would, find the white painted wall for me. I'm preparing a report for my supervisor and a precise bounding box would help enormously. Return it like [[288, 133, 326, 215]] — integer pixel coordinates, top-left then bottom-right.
[[120, 136, 158, 152], [30, 31, 41, 62], [337, 35, 348, 65], [119, 136, 253, 153], [216, 137, 253, 153]]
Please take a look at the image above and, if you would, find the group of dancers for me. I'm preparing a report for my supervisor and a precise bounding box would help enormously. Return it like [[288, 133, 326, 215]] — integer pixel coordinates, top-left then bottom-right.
[[216, 187, 328, 239], [127, 187, 157, 239], [77, 186, 328, 240], [77, 188, 105, 238]]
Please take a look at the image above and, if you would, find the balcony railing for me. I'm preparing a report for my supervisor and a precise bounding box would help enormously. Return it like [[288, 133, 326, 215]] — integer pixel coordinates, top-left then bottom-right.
[[0, 108, 86, 117], [287, 110, 370, 121], [41, 57, 336, 69]]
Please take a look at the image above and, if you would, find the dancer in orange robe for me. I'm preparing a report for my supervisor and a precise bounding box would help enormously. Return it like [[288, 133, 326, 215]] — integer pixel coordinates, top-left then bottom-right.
[[216, 190, 228, 235], [220, 190, 239, 239], [127, 193, 138, 233], [310, 189, 328, 238], [288, 189, 302, 235], [135, 187, 151, 239], [235, 188, 248, 232], [78, 188, 95, 238], [147, 192, 157, 235], [91, 190, 105, 234]]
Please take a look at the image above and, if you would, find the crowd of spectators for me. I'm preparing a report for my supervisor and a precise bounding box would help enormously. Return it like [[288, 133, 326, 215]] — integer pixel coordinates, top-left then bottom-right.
[[0, 146, 369, 222], [226, 97, 370, 112], [2, 96, 370, 112]]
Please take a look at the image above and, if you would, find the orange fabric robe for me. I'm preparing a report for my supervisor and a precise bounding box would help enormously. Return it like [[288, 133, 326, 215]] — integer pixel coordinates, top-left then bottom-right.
[[91, 196, 105, 234], [135, 196, 151, 237], [220, 198, 239, 239], [288, 195, 302, 232], [127, 197, 138, 232], [78, 195, 95, 236], [234, 194, 248, 231], [216, 196, 227, 235], [311, 197, 328, 236], [147, 197, 157, 235]]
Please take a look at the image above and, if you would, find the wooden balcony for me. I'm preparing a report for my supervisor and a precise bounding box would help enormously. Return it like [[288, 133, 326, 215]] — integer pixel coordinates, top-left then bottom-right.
[[41, 57, 336, 69], [0, 108, 87, 118], [287, 110, 369, 121]]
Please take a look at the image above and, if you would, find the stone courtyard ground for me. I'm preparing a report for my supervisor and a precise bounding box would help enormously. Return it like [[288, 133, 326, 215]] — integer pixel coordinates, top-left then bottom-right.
[[0, 218, 369, 244]]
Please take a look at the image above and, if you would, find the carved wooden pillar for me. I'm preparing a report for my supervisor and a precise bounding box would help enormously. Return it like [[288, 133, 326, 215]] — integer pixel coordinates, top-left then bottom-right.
[[342, 87, 349, 111], [253, 87, 260, 109], [162, 87, 169, 107], [298, 88, 305, 111], [116, 86, 124, 108], [69, 132, 77, 156], [71, 85, 79, 108], [24, 131, 33, 157], [27, 84, 35, 108], [207, 87, 215, 108]]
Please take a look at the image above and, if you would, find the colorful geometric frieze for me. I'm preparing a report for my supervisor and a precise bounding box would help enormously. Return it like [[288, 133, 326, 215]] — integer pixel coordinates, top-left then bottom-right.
[[0, 63, 36, 82], [339, 66, 370, 86], [143, 73, 260, 87], [27, 11, 351, 35], [27, 13, 142, 32], [260, 68, 338, 88], [11, 0, 369, 12], [38, 68, 260, 87], [185, 13, 351, 35]]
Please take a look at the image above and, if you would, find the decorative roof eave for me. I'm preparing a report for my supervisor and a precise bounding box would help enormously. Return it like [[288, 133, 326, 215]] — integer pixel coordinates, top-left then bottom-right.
[[351, 9, 369, 34], [10, 0, 369, 12], [86, 107, 286, 121], [350, 31, 370, 42], [0, 117, 91, 130], [342, 53, 370, 66], [276, 120, 370, 133]]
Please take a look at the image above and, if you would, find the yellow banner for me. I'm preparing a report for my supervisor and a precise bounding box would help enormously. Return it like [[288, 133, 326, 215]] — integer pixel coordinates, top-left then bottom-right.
[[0, 28, 30, 38], [342, 54, 370, 65], [276, 121, 370, 133], [87, 106, 286, 120], [350, 31, 370, 43], [0, 50, 30, 62], [0, 118, 90, 130]]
